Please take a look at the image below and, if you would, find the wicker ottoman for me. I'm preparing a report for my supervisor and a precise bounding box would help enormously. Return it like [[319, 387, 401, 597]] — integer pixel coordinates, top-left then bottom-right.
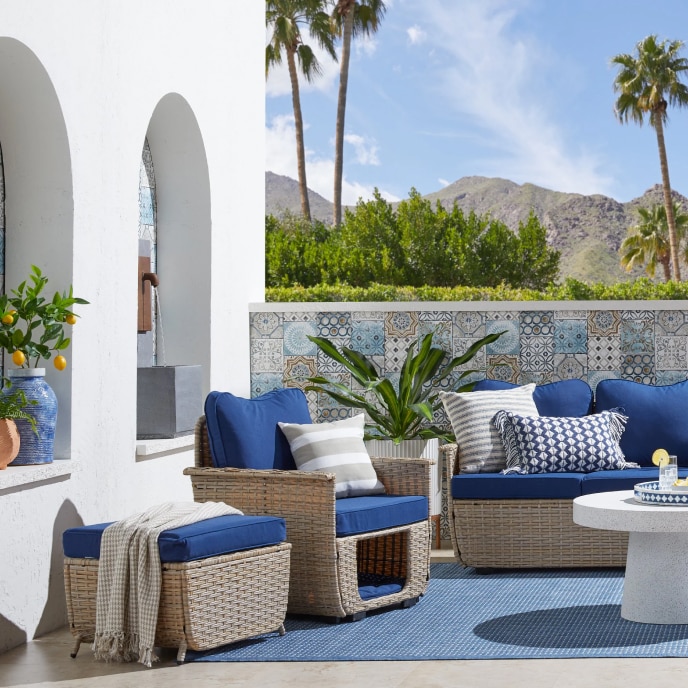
[[62, 514, 291, 663]]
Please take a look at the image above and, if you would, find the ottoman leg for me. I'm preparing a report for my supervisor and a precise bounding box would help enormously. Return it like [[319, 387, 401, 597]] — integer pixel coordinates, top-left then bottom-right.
[[70, 636, 83, 659], [278, 623, 286, 636], [176, 640, 187, 664]]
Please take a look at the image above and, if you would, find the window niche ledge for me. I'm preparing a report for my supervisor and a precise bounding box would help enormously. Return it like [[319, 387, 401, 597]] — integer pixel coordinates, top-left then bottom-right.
[[135, 434, 195, 460], [0, 459, 74, 491]]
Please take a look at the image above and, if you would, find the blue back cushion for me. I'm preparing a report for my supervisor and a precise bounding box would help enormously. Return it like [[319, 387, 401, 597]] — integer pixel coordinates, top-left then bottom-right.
[[595, 378, 688, 467], [204, 388, 311, 469], [472, 379, 593, 417]]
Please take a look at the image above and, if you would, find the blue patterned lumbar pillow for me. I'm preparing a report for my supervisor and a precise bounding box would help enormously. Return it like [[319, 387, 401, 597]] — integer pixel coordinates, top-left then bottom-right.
[[493, 409, 638, 474]]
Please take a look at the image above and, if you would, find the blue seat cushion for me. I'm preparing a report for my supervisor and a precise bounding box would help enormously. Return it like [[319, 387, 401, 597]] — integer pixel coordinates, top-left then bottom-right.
[[205, 388, 311, 469], [595, 378, 688, 467], [335, 495, 428, 537], [473, 378, 593, 417], [62, 514, 287, 563], [581, 467, 688, 494], [451, 473, 583, 499]]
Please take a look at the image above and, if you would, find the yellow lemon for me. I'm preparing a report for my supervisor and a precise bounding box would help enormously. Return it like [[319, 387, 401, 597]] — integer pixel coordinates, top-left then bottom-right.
[[11, 350, 26, 366], [652, 448, 670, 467], [65, 313, 77, 325], [54, 355, 67, 371], [1, 313, 13, 325]]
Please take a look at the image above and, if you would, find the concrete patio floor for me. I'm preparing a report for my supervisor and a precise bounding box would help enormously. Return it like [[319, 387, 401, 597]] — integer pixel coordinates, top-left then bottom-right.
[[1, 550, 686, 688]]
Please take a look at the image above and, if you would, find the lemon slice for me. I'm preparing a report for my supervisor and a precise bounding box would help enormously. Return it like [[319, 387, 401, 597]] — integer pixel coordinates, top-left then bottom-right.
[[652, 448, 670, 466]]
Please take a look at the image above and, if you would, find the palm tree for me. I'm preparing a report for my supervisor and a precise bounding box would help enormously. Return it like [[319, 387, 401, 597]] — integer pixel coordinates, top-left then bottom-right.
[[332, 0, 386, 227], [620, 202, 688, 282], [266, 0, 337, 221], [612, 35, 688, 281]]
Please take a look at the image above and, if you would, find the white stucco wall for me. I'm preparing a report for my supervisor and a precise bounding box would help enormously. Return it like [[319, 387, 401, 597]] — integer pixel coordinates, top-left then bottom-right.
[[0, 0, 264, 651]]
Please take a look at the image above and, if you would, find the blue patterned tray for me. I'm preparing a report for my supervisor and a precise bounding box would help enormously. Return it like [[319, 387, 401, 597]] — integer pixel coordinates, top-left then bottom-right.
[[634, 481, 688, 505]]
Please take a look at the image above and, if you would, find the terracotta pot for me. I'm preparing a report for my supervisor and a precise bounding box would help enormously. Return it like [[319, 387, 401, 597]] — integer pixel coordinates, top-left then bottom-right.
[[0, 418, 20, 469]]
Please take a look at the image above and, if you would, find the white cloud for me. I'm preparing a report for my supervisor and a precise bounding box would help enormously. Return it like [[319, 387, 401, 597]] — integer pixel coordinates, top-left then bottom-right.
[[407, 25, 427, 45], [438, 178, 451, 188], [266, 114, 400, 206], [419, 0, 614, 196], [356, 35, 378, 57], [344, 134, 380, 165]]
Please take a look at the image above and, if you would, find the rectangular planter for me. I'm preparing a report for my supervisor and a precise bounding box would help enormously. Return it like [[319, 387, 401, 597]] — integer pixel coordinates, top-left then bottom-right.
[[136, 365, 202, 439]]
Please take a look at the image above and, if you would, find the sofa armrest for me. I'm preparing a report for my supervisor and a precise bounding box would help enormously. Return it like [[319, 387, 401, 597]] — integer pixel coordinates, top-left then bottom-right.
[[439, 443, 459, 485]]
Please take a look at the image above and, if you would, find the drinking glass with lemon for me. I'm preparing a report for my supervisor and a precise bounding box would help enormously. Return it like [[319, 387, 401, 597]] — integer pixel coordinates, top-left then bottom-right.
[[653, 448, 679, 490]]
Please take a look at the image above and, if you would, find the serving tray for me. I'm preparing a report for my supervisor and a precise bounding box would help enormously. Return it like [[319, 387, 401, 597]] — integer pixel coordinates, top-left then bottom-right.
[[634, 481, 688, 506]]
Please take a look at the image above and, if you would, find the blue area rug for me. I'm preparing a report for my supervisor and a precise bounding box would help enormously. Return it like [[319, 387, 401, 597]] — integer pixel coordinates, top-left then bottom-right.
[[186, 563, 688, 662]]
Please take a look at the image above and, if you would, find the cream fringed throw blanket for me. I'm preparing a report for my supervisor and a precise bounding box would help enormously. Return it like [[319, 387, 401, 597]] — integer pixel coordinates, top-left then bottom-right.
[[93, 501, 243, 667]]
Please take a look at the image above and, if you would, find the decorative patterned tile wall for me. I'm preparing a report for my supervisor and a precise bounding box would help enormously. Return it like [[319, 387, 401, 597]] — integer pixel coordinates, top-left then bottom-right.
[[249, 302, 688, 542]]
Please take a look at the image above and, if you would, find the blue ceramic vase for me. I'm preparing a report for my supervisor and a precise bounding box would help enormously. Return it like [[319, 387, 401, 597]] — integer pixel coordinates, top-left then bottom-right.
[[6, 368, 57, 465]]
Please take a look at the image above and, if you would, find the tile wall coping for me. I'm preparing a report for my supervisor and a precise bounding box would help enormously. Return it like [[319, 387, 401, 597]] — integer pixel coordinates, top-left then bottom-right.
[[251, 300, 688, 313]]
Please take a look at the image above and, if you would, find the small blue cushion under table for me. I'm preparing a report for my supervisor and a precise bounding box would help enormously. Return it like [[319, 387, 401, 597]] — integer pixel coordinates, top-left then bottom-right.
[[335, 495, 428, 537], [62, 514, 287, 563]]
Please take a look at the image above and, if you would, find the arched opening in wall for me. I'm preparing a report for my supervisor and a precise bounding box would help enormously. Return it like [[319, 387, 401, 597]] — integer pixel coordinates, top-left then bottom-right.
[[0, 38, 73, 458], [135, 94, 210, 440]]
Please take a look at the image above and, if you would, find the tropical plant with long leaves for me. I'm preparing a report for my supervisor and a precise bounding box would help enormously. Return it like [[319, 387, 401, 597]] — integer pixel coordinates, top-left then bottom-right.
[[612, 35, 688, 281], [300, 330, 504, 443], [620, 202, 688, 282], [266, 0, 337, 221], [331, 0, 386, 227]]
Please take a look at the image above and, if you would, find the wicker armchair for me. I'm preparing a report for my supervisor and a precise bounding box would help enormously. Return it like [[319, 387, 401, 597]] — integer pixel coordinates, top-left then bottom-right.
[[184, 416, 432, 620]]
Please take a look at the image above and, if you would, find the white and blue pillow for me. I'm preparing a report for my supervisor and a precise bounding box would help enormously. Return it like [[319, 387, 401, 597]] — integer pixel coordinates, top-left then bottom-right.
[[440, 384, 539, 473], [493, 409, 638, 474]]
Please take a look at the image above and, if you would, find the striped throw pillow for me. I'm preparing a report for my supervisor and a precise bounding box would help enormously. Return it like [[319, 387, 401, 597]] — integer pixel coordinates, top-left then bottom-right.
[[278, 414, 385, 498], [439, 384, 539, 473]]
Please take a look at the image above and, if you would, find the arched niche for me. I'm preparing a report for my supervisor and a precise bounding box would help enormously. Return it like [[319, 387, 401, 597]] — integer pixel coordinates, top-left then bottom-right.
[[0, 38, 73, 457], [142, 94, 212, 392]]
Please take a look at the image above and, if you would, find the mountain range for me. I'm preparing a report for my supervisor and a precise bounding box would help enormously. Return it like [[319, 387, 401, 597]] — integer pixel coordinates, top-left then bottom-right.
[[265, 171, 688, 284]]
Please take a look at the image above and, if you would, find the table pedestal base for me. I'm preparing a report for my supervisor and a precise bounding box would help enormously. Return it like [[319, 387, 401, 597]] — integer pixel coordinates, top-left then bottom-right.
[[622, 532, 688, 624]]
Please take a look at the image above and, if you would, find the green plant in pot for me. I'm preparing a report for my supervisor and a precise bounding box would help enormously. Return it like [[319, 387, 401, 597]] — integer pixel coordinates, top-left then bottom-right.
[[0, 264, 88, 465], [303, 330, 504, 444], [301, 329, 504, 522]]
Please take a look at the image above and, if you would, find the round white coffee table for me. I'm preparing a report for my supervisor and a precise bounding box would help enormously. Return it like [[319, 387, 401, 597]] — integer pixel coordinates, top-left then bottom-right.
[[573, 490, 688, 624]]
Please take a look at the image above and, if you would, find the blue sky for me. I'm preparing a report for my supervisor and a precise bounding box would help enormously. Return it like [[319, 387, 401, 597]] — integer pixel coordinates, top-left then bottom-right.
[[266, 0, 688, 206]]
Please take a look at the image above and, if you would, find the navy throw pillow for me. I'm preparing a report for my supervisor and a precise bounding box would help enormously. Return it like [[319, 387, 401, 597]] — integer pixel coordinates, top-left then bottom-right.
[[595, 378, 688, 467], [204, 388, 312, 470], [473, 378, 593, 417]]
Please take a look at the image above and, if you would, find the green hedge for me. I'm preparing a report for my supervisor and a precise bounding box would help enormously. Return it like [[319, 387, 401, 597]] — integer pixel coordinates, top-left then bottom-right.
[[265, 278, 688, 302]]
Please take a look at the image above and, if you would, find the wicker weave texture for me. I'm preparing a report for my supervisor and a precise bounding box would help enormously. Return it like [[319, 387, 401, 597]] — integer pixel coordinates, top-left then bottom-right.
[[63, 543, 291, 662], [337, 521, 429, 615], [440, 443, 628, 569], [185, 416, 432, 618]]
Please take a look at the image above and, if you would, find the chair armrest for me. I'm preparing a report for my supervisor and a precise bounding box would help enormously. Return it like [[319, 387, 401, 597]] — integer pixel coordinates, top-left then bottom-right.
[[370, 456, 432, 503], [184, 465, 337, 520]]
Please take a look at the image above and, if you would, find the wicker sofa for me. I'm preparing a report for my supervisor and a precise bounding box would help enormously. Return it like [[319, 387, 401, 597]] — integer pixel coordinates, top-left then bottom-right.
[[442, 378, 688, 569]]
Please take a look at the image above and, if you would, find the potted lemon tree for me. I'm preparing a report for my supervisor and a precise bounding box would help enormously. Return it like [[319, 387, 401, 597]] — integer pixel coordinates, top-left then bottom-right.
[[0, 265, 88, 465]]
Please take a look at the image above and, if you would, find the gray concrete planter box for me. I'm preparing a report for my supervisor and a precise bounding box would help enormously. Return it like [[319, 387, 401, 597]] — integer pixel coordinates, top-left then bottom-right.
[[136, 365, 202, 439]]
